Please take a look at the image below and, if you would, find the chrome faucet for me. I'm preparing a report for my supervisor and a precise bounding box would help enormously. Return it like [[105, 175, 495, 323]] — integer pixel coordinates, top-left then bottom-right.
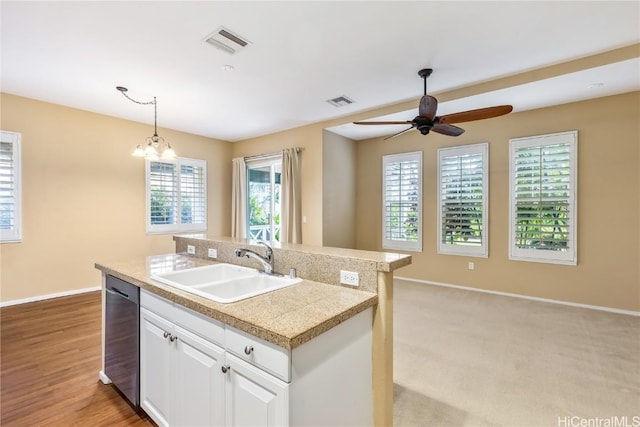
[[235, 241, 275, 275]]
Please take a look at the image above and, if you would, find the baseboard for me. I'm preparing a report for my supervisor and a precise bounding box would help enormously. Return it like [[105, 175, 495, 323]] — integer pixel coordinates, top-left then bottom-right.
[[99, 370, 112, 384], [0, 286, 101, 308], [395, 276, 640, 317]]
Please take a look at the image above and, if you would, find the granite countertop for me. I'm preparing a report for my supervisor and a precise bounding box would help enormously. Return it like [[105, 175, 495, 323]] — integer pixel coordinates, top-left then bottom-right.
[[96, 254, 378, 350]]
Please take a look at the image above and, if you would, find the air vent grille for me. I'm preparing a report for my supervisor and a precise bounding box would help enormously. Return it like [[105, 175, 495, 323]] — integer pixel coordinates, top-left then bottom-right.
[[327, 95, 355, 107], [203, 26, 251, 55]]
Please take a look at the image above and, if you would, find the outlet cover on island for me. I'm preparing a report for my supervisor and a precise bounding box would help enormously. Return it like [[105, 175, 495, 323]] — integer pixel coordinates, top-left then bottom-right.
[[187, 245, 196, 255], [208, 248, 218, 259], [340, 270, 359, 287]]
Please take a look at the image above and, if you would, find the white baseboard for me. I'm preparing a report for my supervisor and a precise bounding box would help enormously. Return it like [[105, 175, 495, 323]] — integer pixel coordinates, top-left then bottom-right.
[[99, 370, 112, 384], [395, 276, 640, 317], [0, 286, 101, 308]]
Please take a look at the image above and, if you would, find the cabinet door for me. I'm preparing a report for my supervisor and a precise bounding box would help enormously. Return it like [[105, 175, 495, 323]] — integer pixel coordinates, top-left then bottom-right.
[[140, 308, 173, 427], [225, 353, 289, 427], [174, 325, 226, 427]]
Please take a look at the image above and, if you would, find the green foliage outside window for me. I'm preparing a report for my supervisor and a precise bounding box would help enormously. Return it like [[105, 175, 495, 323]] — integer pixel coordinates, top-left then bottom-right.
[[150, 188, 172, 224]]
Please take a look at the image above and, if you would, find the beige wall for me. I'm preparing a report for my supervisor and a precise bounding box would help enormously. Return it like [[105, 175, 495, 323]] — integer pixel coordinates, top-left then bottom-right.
[[0, 93, 232, 303], [3, 66, 637, 312], [356, 92, 640, 312], [322, 130, 357, 248]]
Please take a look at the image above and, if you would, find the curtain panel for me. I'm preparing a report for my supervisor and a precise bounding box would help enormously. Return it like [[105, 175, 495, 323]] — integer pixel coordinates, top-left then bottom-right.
[[281, 148, 302, 244], [231, 157, 247, 239]]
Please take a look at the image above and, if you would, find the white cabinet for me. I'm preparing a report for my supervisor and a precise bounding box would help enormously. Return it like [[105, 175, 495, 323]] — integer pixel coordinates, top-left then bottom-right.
[[139, 289, 372, 427], [225, 353, 289, 426], [174, 325, 225, 427], [140, 307, 226, 427], [139, 308, 173, 426]]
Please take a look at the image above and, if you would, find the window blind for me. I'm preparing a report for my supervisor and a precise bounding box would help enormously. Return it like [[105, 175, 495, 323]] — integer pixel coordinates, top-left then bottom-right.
[[509, 131, 577, 265], [438, 143, 488, 256], [180, 163, 206, 225], [382, 152, 422, 251], [146, 157, 207, 233], [149, 162, 178, 225], [0, 131, 21, 242]]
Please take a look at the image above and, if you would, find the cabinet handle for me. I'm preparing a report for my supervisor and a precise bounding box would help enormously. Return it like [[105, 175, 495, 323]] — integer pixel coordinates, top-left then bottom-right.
[[244, 345, 254, 355], [163, 331, 171, 339], [221, 365, 230, 374], [169, 335, 178, 342]]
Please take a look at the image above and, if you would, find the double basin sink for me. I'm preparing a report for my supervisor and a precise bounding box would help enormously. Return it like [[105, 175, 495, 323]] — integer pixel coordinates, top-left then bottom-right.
[[151, 263, 302, 304]]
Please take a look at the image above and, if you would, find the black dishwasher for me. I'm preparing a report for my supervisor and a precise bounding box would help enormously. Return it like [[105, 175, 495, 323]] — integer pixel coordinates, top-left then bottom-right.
[[105, 275, 140, 407]]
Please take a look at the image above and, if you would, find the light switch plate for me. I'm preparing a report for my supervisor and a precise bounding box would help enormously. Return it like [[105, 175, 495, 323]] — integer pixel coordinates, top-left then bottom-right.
[[187, 245, 196, 255], [208, 248, 218, 259]]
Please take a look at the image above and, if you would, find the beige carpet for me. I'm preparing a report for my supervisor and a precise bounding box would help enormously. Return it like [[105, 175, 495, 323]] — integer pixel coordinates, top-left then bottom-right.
[[393, 279, 640, 426]]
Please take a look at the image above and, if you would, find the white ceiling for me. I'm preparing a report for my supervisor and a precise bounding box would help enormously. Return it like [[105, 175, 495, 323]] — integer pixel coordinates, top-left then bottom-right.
[[1, 1, 639, 142]]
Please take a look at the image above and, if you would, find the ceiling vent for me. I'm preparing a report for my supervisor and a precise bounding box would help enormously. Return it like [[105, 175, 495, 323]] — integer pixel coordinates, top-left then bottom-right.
[[203, 26, 251, 55], [326, 95, 355, 107]]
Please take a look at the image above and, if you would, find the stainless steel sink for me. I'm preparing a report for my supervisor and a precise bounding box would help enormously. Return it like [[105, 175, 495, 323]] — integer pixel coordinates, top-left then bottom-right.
[[151, 263, 301, 303]]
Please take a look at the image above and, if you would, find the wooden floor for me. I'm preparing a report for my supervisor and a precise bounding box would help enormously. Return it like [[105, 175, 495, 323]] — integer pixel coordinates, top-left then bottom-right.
[[0, 292, 154, 426]]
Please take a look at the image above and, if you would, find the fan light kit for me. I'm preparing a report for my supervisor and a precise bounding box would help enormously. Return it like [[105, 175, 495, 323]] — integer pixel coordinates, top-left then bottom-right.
[[116, 86, 176, 160], [354, 68, 513, 139]]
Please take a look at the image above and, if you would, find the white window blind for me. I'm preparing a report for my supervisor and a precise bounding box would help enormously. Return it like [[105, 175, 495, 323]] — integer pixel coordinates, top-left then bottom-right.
[[146, 157, 206, 234], [438, 143, 488, 257], [382, 151, 422, 252], [0, 131, 21, 243], [509, 131, 577, 265]]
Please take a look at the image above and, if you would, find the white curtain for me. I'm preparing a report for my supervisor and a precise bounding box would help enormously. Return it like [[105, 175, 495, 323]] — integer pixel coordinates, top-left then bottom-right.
[[281, 148, 302, 244], [231, 157, 247, 239]]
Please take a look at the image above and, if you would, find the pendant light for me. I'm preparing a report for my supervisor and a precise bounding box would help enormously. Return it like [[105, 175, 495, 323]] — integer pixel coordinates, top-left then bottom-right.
[[116, 86, 176, 160]]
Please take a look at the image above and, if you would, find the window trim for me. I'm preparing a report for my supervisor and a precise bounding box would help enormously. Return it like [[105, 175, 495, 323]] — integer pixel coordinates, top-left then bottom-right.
[[145, 157, 207, 235], [0, 130, 22, 243], [382, 151, 423, 252], [509, 130, 578, 265], [437, 142, 488, 257]]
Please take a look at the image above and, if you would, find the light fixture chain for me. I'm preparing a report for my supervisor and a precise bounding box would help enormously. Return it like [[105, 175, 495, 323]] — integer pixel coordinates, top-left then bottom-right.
[[117, 86, 175, 160], [153, 96, 158, 135], [118, 89, 156, 106]]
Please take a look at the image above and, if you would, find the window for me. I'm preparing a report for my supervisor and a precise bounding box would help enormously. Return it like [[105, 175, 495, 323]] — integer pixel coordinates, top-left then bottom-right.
[[0, 131, 21, 243], [438, 143, 488, 257], [382, 151, 422, 252], [246, 157, 281, 242], [509, 131, 577, 265], [146, 157, 206, 234]]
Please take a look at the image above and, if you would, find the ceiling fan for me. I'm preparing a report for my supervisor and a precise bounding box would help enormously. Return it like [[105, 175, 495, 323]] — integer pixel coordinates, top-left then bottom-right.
[[353, 69, 513, 139]]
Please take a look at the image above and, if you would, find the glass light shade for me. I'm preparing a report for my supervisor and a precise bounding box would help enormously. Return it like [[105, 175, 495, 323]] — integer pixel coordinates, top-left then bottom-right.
[[132, 145, 145, 157], [144, 143, 158, 157], [161, 146, 176, 160]]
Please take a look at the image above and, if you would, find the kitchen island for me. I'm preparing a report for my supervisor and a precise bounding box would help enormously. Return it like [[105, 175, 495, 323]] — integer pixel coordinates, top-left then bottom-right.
[[96, 236, 411, 426]]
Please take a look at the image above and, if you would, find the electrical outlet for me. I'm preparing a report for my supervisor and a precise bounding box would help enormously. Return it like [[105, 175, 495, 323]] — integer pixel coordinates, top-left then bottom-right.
[[468, 262, 475, 270], [208, 248, 218, 259], [187, 245, 196, 255], [340, 270, 359, 287]]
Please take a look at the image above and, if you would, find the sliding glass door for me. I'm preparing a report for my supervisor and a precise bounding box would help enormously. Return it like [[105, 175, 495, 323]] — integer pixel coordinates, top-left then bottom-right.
[[247, 158, 281, 242]]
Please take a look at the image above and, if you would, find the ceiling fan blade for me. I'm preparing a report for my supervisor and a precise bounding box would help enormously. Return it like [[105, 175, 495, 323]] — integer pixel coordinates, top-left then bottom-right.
[[384, 126, 415, 140], [431, 123, 465, 137], [438, 105, 513, 125], [353, 120, 414, 125], [418, 95, 437, 120]]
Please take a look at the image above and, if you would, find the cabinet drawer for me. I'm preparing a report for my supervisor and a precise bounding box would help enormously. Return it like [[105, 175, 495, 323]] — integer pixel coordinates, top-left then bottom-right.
[[141, 289, 174, 319], [174, 305, 224, 347], [225, 327, 291, 382]]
